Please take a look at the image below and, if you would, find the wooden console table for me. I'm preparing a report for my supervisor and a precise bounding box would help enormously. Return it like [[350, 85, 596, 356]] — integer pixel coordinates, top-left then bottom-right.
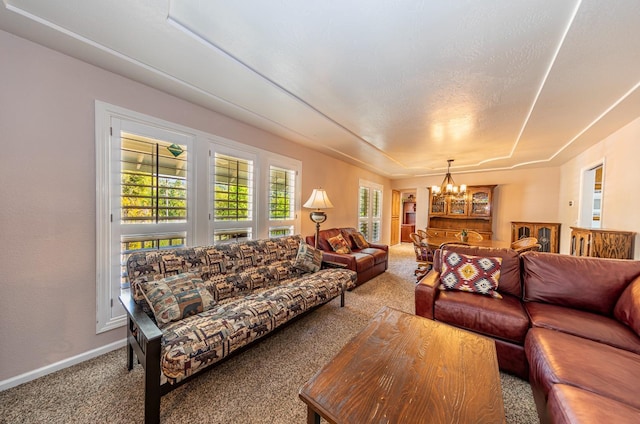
[[570, 227, 635, 259], [299, 306, 505, 423]]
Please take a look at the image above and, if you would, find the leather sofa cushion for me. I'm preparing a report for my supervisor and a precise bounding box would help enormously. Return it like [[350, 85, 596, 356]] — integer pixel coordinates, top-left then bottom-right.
[[522, 252, 640, 315], [434, 291, 529, 344], [316, 228, 342, 252], [548, 384, 640, 424], [358, 247, 387, 265], [526, 328, 640, 409], [526, 301, 640, 354], [351, 252, 375, 272], [433, 245, 522, 298], [614, 275, 640, 337]]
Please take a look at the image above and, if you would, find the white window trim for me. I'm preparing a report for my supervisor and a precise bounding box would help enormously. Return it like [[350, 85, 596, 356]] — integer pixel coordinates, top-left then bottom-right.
[[209, 140, 259, 242], [96, 101, 197, 333], [358, 179, 384, 242], [263, 154, 302, 238], [96, 101, 303, 334]]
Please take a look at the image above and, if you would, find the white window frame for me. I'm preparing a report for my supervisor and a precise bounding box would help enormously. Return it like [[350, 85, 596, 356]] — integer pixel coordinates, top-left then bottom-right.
[[210, 142, 258, 243], [358, 180, 383, 243], [264, 155, 302, 238], [95, 101, 196, 333], [96, 102, 303, 334]]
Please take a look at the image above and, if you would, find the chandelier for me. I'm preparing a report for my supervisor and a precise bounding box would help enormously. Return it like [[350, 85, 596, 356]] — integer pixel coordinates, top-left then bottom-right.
[[431, 159, 466, 196]]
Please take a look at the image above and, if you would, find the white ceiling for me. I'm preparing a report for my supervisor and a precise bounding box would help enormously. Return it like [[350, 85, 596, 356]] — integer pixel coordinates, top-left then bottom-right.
[[2, 0, 640, 178]]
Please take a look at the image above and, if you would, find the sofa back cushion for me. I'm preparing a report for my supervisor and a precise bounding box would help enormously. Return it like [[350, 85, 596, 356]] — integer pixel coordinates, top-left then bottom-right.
[[339, 228, 361, 250], [127, 235, 302, 303], [315, 228, 343, 252], [522, 252, 640, 315], [433, 245, 522, 298]]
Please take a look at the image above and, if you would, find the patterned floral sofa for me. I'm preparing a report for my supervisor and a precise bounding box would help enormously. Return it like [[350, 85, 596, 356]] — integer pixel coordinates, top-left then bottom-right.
[[120, 235, 357, 424]]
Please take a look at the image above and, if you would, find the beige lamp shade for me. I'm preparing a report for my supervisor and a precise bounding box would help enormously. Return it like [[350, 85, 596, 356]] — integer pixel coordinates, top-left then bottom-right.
[[303, 189, 334, 209]]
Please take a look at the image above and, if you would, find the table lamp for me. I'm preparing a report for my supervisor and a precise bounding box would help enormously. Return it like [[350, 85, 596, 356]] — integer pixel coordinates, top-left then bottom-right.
[[303, 188, 334, 248]]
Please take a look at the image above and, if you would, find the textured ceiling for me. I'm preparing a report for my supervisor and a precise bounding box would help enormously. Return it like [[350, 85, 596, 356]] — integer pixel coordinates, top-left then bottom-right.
[[2, 0, 640, 178]]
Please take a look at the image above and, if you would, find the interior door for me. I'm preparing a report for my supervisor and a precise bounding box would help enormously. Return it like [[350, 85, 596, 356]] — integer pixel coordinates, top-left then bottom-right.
[[391, 190, 400, 245]]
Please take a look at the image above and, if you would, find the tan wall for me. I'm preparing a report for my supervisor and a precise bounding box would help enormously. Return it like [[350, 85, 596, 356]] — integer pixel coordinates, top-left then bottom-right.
[[0, 30, 389, 382], [559, 117, 640, 257], [391, 167, 561, 243]]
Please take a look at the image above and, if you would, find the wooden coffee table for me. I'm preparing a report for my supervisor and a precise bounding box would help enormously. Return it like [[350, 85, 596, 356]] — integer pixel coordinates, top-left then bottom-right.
[[299, 306, 505, 423]]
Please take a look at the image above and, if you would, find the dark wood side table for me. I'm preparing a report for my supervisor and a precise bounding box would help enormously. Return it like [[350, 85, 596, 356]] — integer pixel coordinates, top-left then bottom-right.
[[299, 306, 505, 424]]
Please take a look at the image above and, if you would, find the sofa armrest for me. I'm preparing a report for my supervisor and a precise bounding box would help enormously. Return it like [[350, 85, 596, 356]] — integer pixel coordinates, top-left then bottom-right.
[[415, 270, 441, 319], [368, 242, 389, 252], [119, 290, 163, 423], [119, 291, 162, 370]]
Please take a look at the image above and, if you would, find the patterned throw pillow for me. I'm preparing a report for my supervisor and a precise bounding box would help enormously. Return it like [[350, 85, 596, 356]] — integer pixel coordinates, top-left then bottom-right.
[[293, 242, 323, 273], [351, 232, 370, 249], [140, 272, 216, 327], [439, 250, 503, 299], [327, 234, 352, 254]]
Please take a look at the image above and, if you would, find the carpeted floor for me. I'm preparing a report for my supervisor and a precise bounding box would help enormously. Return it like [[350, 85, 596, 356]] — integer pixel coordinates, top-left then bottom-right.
[[0, 244, 538, 424]]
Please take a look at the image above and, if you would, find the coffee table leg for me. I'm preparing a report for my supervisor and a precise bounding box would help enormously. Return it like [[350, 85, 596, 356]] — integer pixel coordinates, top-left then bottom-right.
[[307, 405, 321, 424]]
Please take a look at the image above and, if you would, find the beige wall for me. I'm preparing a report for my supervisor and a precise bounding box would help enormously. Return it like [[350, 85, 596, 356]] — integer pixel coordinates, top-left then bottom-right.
[[0, 30, 389, 383], [559, 117, 640, 257], [392, 167, 561, 243]]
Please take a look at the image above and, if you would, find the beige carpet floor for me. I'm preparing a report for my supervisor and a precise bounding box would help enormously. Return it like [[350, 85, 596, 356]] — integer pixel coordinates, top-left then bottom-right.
[[0, 243, 538, 424]]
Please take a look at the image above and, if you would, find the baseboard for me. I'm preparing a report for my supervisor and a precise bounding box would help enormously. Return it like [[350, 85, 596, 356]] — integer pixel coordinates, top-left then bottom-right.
[[0, 338, 127, 392]]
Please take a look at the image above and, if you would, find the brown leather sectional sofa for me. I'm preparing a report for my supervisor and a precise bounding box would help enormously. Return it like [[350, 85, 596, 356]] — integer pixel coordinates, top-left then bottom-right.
[[306, 227, 388, 287], [415, 244, 640, 423]]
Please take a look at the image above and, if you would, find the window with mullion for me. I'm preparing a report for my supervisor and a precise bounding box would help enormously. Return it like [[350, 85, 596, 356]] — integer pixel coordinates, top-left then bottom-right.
[[118, 131, 190, 287], [212, 151, 256, 243], [267, 161, 299, 238], [213, 153, 253, 222], [269, 166, 295, 220], [120, 133, 188, 223], [358, 182, 383, 243]]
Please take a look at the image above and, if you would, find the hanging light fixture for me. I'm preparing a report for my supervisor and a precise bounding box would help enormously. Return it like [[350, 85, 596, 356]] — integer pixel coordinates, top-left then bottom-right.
[[431, 159, 466, 196]]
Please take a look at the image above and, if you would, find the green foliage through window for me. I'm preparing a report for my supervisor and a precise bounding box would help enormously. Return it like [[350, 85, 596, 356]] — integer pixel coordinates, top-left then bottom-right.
[[269, 166, 295, 220], [120, 133, 187, 223], [214, 154, 253, 221]]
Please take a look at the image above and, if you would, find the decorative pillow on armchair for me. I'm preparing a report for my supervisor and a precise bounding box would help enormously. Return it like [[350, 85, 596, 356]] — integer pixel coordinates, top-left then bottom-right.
[[439, 250, 503, 299], [351, 232, 370, 249], [327, 234, 352, 254], [140, 272, 216, 327], [293, 242, 323, 273]]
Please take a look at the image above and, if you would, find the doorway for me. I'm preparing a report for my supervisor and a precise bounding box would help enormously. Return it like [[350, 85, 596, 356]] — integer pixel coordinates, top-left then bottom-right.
[[580, 163, 604, 228]]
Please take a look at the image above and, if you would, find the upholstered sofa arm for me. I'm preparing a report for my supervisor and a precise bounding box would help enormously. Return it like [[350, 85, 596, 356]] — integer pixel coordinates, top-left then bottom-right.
[[368, 242, 389, 252], [415, 270, 441, 319]]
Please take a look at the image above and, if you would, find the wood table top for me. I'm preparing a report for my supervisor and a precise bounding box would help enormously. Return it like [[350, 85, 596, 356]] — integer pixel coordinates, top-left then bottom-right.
[[299, 306, 505, 424], [424, 236, 511, 250]]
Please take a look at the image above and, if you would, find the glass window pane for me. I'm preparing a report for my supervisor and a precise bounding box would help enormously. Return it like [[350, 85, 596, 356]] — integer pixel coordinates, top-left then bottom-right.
[[359, 187, 369, 218], [269, 226, 294, 237], [214, 154, 254, 221], [213, 228, 252, 244], [269, 166, 295, 220], [120, 133, 187, 224], [372, 189, 381, 218]]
